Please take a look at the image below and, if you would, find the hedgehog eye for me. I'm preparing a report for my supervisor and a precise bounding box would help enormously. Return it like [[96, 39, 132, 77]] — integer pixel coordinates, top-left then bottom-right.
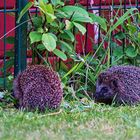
[[111, 80, 118, 87], [101, 87, 108, 93]]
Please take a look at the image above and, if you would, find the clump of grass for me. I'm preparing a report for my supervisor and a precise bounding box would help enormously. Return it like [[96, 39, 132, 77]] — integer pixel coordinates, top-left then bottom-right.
[[0, 100, 140, 140]]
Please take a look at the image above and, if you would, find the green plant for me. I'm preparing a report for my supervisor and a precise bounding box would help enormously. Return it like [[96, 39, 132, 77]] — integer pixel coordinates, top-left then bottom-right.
[[60, 7, 140, 101], [18, 0, 95, 64], [110, 9, 140, 66], [0, 90, 16, 108], [0, 0, 107, 107], [0, 36, 15, 90], [15, 0, 108, 100], [1, 1, 139, 103]]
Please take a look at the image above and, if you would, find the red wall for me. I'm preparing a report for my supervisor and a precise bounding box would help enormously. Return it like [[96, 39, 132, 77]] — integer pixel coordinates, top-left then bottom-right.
[[0, 1, 15, 8], [69, 0, 137, 5], [0, 14, 15, 57], [0, 0, 139, 56], [0, 0, 15, 57]]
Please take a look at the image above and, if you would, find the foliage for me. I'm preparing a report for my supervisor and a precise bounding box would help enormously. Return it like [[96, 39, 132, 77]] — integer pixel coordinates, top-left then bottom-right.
[[0, 90, 16, 108], [17, 0, 102, 62], [110, 9, 140, 65], [60, 7, 140, 100], [0, 5, 140, 140], [0, 0, 106, 92], [0, 36, 14, 90], [2, 0, 107, 100], [0, 1, 140, 105]]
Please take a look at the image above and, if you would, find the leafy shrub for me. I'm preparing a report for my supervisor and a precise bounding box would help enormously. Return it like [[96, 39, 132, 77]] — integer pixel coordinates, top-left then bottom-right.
[[1, 1, 139, 105]]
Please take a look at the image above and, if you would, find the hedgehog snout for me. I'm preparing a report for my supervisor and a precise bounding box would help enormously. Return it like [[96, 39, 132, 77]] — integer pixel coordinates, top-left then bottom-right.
[[93, 86, 112, 102], [93, 91, 105, 101]]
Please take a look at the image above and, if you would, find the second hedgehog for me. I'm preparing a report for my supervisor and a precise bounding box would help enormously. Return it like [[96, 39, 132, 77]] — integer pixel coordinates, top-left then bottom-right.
[[13, 65, 63, 112], [93, 66, 140, 105]]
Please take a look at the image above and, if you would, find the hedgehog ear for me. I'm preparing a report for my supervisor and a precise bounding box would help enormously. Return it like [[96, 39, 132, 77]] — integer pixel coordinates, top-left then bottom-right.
[[98, 72, 109, 83], [98, 72, 107, 79]]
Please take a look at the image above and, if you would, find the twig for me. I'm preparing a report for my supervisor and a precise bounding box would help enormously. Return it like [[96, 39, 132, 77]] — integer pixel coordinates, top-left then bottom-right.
[[29, 109, 63, 120]]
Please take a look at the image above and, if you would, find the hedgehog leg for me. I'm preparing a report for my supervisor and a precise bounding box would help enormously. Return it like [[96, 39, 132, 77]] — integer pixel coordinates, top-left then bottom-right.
[[13, 74, 23, 108]]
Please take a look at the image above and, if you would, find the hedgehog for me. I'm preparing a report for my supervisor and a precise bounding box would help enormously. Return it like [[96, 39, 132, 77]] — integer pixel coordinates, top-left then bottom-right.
[[13, 65, 63, 112], [93, 65, 140, 105]]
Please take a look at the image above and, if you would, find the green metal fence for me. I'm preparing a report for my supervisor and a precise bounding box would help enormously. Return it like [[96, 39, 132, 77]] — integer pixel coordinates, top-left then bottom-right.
[[0, 0, 28, 89], [14, 0, 28, 77], [0, 0, 139, 90]]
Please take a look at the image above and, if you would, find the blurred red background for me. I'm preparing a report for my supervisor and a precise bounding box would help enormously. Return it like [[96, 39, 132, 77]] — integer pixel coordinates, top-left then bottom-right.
[[0, 0, 139, 57]]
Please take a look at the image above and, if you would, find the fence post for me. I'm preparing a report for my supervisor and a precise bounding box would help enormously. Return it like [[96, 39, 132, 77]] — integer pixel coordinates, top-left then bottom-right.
[[14, 0, 28, 77]]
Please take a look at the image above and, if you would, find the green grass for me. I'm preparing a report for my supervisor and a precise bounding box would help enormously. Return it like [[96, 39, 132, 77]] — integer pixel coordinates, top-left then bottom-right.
[[0, 101, 140, 140]]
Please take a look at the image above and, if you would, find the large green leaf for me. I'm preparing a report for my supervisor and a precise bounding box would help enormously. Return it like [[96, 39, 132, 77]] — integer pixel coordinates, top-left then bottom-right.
[[125, 46, 138, 58], [29, 31, 42, 44], [45, 4, 56, 23], [53, 49, 67, 61], [65, 20, 73, 30], [61, 6, 92, 23], [47, 33, 57, 41], [37, 44, 46, 50], [73, 22, 86, 35], [60, 30, 75, 42], [72, 15, 92, 23], [89, 13, 107, 32], [61, 6, 89, 17], [38, 2, 56, 23], [113, 47, 124, 58], [51, 0, 64, 6], [55, 9, 68, 18], [42, 33, 56, 52], [17, 2, 33, 23], [38, 0, 49, 13], [58, 40, 72, 51], [51, 0, 59, 6], [64, 30, 74, 42]]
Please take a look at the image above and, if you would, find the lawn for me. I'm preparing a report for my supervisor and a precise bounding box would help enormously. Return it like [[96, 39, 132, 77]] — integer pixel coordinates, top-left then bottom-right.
[[0, 101, 140, 140]]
